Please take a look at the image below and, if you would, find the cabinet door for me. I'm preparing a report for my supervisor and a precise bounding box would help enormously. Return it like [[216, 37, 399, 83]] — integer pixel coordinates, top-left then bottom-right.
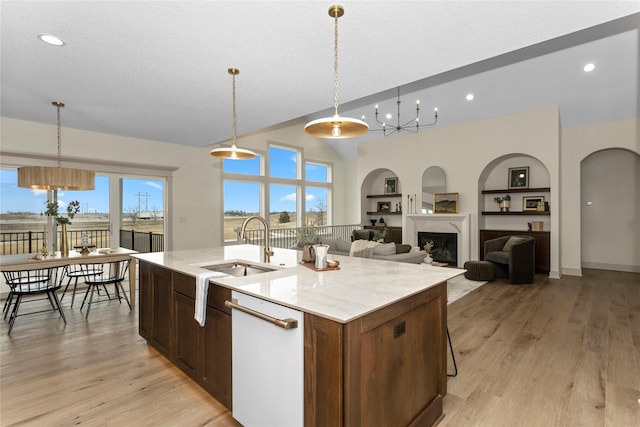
[[150, 264, 173, 357], [173, 291, 199, 381], [200, 286, 232, 410], [138, 261, 151, 340]]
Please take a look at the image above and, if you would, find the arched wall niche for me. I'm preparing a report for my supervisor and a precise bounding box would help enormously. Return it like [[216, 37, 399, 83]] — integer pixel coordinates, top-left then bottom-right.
[[479, 153, 550, 230], [421, 166, 446, 214], [360, 168, 402, 227], [580, 148, 640, 272]]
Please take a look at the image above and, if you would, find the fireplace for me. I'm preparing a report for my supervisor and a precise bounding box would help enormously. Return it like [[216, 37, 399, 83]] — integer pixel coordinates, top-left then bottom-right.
[[405, 213, 470, 266], [418, 232, 458, 267]]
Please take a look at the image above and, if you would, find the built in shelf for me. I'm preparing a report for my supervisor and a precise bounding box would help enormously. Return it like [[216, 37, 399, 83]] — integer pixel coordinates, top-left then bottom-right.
[[366, 211, 402, 215], [366, 194, 403, 198], [481, 187, 550, 194], [482, 211, 550, 216]]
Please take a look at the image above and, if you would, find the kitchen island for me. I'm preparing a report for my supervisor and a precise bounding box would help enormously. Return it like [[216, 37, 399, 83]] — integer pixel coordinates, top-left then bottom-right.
[[133, 245, 463, 426]]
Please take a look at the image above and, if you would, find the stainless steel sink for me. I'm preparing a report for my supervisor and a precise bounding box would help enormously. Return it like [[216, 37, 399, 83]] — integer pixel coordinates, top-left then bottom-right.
[[200, 262, 276, 277]]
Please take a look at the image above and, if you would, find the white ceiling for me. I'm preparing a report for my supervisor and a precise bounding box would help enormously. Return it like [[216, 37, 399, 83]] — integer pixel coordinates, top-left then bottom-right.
[[1, 1, 639, 160]]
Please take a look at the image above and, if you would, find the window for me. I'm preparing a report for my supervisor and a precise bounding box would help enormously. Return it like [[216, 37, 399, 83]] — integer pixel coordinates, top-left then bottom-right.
[[270, 184, 298, 228], [305, 162, 329, 183], [269, 146, 298, 179], [121, 177, 164, 230], [222, 146, 332, 243], [1, 167, 167, 254], [0, 170, 111, 253], [306, 186, 328, 226], [223, 181, 260, 241]]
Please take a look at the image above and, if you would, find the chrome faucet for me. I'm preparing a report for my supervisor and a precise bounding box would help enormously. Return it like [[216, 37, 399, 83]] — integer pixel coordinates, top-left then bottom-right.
[[239, 215, 274, 263]]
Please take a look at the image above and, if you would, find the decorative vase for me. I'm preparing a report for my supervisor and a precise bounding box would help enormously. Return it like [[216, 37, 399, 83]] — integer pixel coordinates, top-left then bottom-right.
[[499, 201, 510, 212], [60, 223, 69, 256]]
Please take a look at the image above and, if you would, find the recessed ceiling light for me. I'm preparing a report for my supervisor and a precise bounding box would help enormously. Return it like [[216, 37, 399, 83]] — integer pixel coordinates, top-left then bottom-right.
[[38, 33, 65, 46], [583, 63, 595, 72], [466, 93, 474, 101]]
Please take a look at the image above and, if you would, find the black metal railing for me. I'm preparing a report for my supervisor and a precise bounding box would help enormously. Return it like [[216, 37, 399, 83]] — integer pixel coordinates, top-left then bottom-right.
[[237, 224, 360, 249], [0, 229, 164, 255], [119, 229, 164, 253]]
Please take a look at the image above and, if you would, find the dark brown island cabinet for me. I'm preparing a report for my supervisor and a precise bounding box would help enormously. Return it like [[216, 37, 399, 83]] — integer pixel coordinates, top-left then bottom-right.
[[138, 260, 447, 426]]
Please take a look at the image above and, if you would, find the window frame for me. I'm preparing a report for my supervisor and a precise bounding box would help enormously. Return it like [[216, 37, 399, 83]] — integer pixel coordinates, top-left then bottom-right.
[[221, 143, 333, 243]]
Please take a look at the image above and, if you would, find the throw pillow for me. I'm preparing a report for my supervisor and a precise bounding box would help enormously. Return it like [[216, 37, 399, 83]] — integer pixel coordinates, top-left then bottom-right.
[[336, 239, 352, 253], [322, 239, 338, 253], [502, 236, 528, 252], [353, 229, 371, 241], [373, 242, 396, 256], [395, 244, 412, 254]]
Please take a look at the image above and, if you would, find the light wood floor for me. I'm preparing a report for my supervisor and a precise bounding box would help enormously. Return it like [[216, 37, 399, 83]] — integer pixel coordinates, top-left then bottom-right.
[[1, 269, 638, 426]]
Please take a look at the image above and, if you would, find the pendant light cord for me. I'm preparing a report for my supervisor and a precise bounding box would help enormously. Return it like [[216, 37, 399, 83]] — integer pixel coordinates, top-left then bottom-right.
[[333, 8, 339, 116], [54, 102, 63, 168], [231, 70, 237, 147]]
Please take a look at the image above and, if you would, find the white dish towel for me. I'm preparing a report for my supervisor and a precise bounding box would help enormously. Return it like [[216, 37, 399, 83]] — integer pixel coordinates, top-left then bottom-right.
[[194, 272, 228, 326]]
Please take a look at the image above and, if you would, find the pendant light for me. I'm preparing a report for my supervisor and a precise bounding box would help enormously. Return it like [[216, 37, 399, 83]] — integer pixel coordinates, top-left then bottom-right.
[[304, 5, 368, 139], [210, 68, 256, 160], [17, 101, 95, 190]]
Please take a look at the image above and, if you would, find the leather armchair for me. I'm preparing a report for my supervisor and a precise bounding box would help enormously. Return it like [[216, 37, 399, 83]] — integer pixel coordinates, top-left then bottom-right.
[[484, 235, 535, 284]]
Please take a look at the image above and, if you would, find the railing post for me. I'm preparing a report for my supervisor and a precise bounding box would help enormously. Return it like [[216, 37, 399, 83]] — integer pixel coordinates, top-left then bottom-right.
[[28, 231, 33, 254], [131, 230, 135, 251], [148, 232, 153, 253]]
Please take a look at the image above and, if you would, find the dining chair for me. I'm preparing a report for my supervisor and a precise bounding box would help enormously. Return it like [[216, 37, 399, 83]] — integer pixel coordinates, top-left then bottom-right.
[[79, 259, 131, 319], [2, 266, 66, 334], [59, 263, 109, 308]]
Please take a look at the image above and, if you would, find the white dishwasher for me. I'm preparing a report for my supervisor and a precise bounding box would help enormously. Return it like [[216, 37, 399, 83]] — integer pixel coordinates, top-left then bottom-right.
[[228, 290, 304, 427]]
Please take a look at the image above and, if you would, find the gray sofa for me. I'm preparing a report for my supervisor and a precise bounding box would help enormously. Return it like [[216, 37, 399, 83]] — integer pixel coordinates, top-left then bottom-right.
[[321, 239, 427, 264]]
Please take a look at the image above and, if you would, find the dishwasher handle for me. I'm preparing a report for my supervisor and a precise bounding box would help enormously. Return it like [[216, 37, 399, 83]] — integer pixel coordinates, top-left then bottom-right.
[[225, 299, 299, 330]]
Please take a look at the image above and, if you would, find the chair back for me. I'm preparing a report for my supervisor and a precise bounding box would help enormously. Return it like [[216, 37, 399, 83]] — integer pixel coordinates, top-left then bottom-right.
[[3, 267, 60, 294], [81, 259, 130, 285]]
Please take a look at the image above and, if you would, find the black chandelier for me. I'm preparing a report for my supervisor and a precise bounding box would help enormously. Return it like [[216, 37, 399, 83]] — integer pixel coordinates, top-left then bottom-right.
[[368, 87, 438, 136]]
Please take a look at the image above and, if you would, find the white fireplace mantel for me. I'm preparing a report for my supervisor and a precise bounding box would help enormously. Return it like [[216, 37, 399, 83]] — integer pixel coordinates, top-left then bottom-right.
[[404, 213, 470, 266]]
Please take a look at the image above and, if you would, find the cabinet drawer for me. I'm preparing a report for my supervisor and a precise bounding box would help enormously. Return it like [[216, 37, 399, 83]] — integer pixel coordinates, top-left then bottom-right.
[[173, 271, 196, 298], [207, 284, 231, 314]]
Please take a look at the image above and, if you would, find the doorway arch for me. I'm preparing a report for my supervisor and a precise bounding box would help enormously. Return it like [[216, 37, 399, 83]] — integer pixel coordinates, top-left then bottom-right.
[[580, 148, 640, 272]]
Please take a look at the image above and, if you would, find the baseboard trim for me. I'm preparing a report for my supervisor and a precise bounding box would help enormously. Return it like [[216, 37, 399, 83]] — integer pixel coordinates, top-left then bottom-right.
[[581, 262, 640, 273], [562, 267, 582, 277]]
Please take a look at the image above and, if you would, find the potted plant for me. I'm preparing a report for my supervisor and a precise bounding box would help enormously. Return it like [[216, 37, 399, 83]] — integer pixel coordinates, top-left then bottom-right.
[[494, 195, 511, 212], [372, 228, 387, 242], [45, 200, 80, 256]]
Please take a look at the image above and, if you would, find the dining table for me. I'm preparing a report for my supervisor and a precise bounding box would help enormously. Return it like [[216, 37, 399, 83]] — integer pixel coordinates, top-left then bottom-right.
[[0, 247, 138, 306]]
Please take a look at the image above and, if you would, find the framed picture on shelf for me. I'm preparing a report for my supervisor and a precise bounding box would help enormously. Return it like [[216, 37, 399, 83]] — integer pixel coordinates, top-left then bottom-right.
[[377, 201, 391, 212], [508, 166, 529, 189], [523, 196, 544, 211], [384, 177, 397, 194], [434, 192, 459, 214]]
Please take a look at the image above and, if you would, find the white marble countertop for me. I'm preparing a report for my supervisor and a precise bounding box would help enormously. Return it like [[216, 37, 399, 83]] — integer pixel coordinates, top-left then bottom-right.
[[133, 245, 464, 324]]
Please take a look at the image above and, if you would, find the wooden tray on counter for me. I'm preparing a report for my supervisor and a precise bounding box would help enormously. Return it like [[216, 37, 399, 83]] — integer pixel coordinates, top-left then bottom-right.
[[299, 261, 340, 272]]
